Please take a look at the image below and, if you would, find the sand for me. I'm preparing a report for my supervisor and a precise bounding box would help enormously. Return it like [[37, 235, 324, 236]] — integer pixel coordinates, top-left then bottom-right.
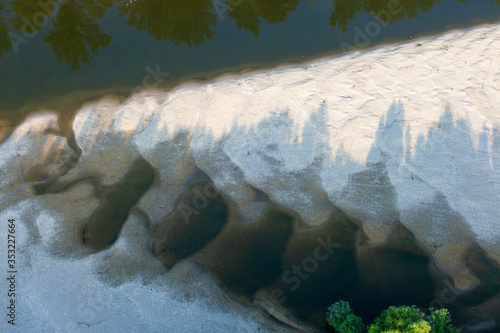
[[0, 22, 499, 331]]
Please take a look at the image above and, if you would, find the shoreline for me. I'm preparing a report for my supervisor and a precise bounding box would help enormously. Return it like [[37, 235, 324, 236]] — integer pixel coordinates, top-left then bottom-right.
[[4, 19, 500, 279], [1, 21, 499, 332], [2, 20, 500, 143]]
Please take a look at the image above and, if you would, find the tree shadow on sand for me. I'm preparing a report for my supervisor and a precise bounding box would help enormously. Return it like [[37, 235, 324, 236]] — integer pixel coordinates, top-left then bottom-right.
[[29, 96, 500, 331]]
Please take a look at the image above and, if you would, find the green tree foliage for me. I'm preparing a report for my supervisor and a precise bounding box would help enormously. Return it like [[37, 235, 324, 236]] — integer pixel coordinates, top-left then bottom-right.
[[368, 305, 431, 333], [427, 308, 460, 333], [326, 300, 365, 333], [326, 301, 462, 333]]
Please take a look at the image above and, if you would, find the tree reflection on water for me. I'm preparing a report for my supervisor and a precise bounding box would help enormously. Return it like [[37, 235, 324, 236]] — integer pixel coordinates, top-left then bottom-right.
[[44, 1, 113, 71], [118, 0, 217, 45], [226, 0, 300, 37], [0, 2, 10, 58], [0, 0, 496, 70], [326, 0, 457, 33]]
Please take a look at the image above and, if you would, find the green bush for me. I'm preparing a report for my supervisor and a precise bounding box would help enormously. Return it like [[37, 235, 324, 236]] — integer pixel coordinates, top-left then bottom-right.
[[367, 305, 431, 333], [326, 300, 365, 333], [325, 301, 461, 333], [427, 308, 460, 333]]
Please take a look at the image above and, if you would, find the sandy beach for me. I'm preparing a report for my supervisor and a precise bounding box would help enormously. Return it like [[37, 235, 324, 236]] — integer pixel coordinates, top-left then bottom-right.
[[1, 22, 499, 332]]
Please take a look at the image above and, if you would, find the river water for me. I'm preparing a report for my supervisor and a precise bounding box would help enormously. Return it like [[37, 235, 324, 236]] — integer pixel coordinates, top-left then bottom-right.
[[1, 0, 500, 125]]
